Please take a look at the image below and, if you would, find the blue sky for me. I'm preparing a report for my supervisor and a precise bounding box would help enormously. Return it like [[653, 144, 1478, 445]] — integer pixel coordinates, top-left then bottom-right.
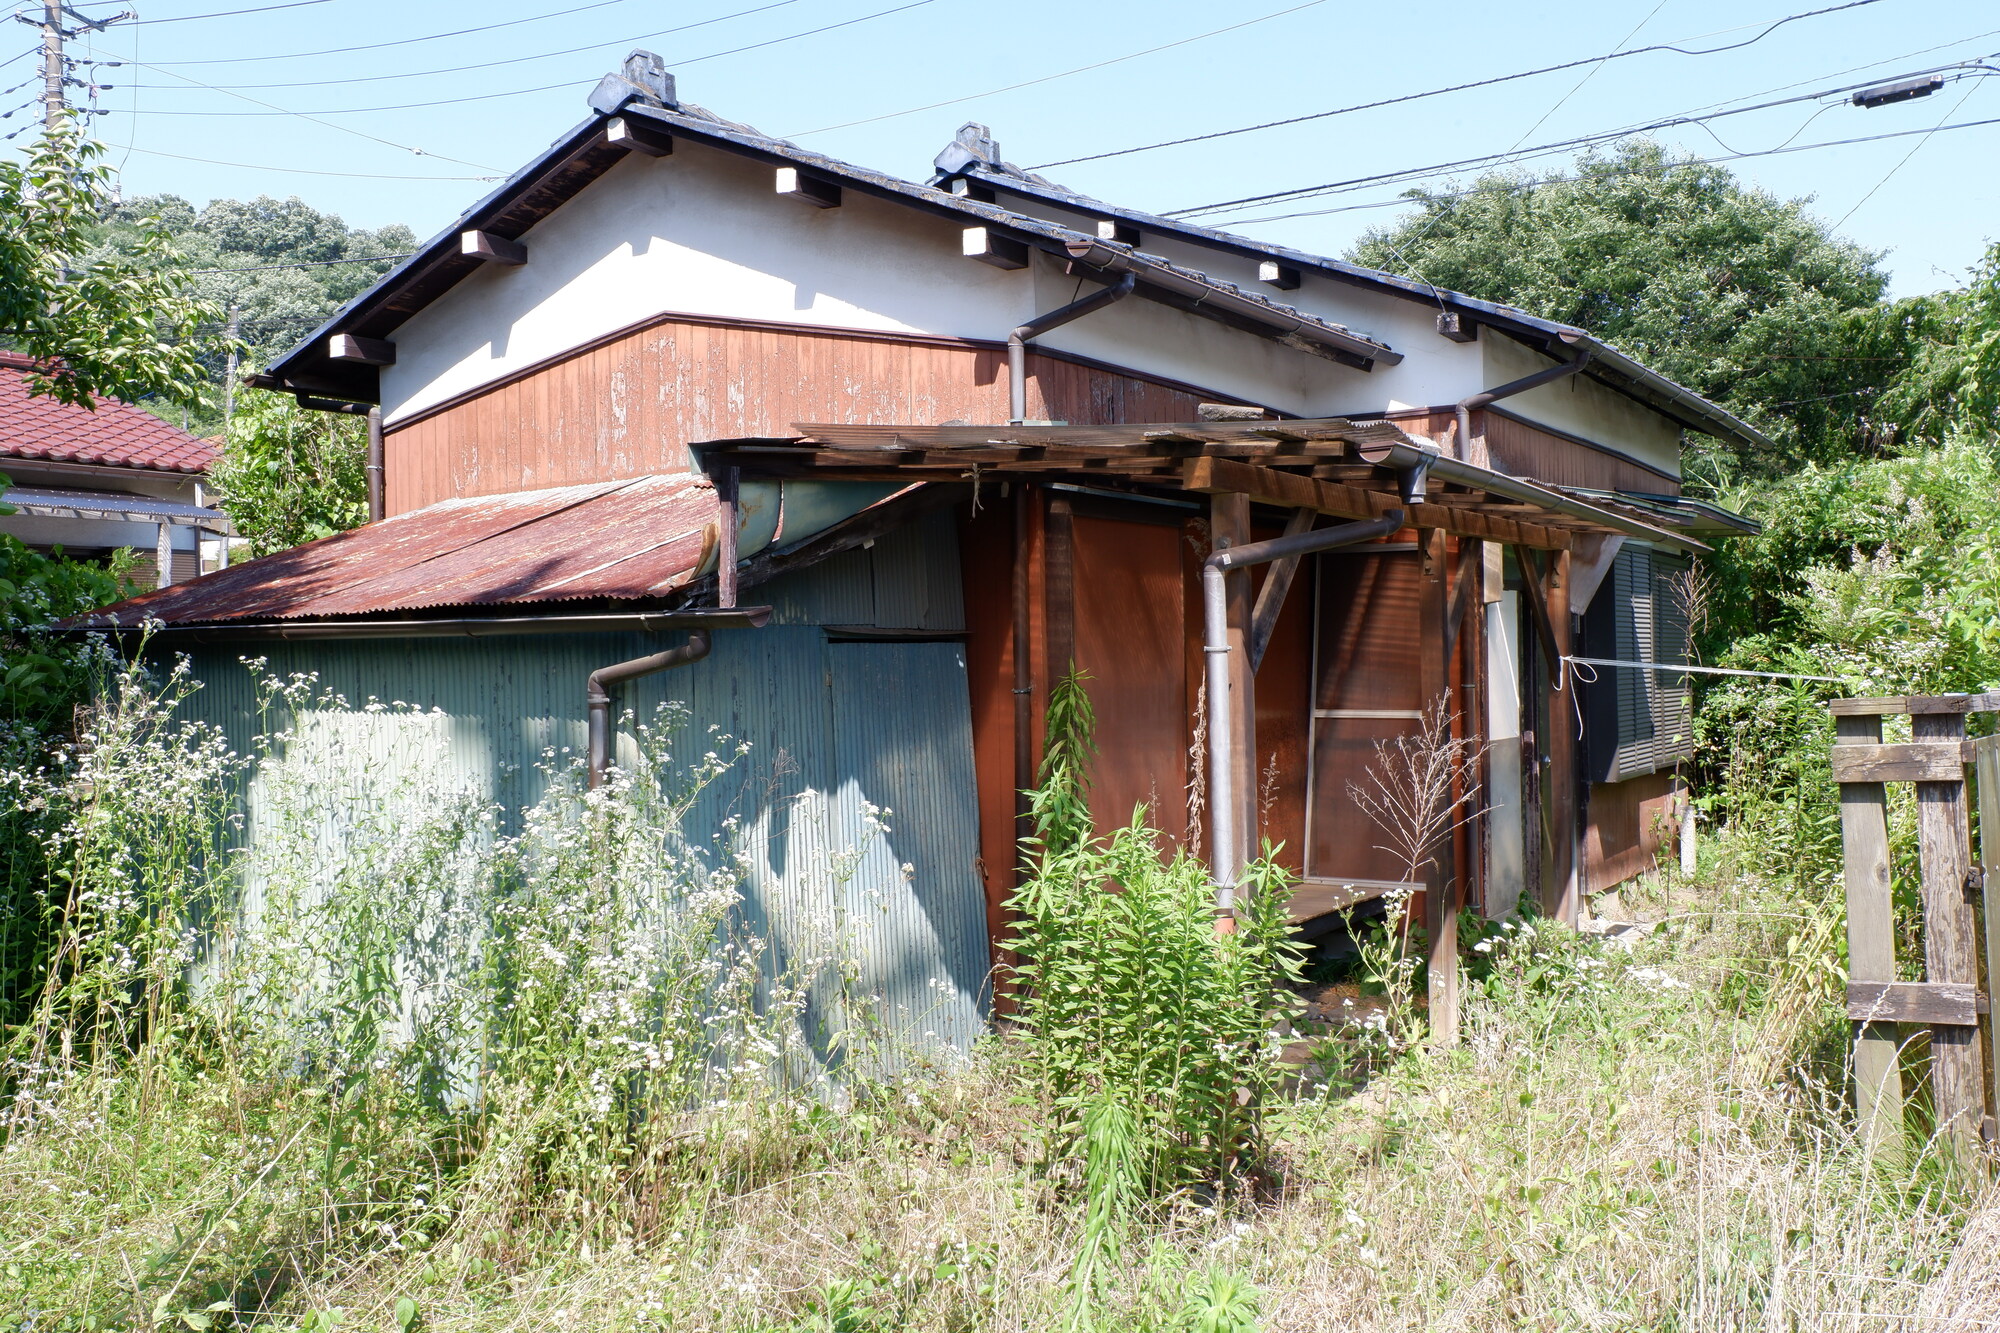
[[30, 0, 2000, 298]]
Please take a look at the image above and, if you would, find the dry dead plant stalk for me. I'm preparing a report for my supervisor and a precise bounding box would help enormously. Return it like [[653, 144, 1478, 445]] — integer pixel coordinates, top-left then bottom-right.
[[1347, 696, 1484, 886]]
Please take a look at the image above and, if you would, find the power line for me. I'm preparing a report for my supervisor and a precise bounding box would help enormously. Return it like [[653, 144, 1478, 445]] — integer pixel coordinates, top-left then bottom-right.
[[783, 0, 1328, 139], [106, 0, 941, 116], [1829, 76, 1978, 228], [1214, 112, 2000, 227], [1167, 60, 2000, 219], [1024, 0, 1889, 171], [118, 54, 508, 170], [121, 146, 498, 180], [122, 0, 808, 91], [147, 0, 643, 66], [126, 0, 328, 24]]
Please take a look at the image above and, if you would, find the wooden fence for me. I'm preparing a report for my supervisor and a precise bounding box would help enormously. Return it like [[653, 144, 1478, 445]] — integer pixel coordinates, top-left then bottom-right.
[[1832, 691, 2000, 1166]]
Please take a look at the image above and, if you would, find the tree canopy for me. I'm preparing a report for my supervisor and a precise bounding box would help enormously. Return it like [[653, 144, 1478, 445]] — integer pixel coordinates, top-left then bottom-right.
[[1347, 141, 1906, 471], [0, 125, 222, 409]]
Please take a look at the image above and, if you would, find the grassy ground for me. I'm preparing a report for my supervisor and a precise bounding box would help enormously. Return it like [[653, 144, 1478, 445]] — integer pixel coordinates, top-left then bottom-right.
[[4, 849, 1994, 1332]]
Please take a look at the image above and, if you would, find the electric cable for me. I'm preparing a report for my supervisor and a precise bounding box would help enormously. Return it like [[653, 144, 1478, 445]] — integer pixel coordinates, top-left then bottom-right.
[[110, 0, 939, 116], [125, 0, 329, 23], [1025, 0, 1889, 171], [1168, 58, 2000, 219], [147, 0, 644, 66], [1216, 112, 2000, 226], [121, 0, 807, 91], [120, 145, 499, 179], [183, 253, 420, 272], [1830, 75, 1978, 227], [782, 0, 1327, 138]]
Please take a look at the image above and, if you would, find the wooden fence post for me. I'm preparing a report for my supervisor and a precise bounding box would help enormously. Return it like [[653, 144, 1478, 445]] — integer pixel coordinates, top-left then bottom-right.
[[1916, 709, 1982, 1159], [1835, 711, 1907, 1159], [1976, 733, 2000, 1137], [1420, 527, 1460, 1043]]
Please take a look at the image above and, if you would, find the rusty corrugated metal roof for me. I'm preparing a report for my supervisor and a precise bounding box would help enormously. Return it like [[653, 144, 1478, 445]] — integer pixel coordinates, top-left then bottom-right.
[[70, 474, 719, 628]]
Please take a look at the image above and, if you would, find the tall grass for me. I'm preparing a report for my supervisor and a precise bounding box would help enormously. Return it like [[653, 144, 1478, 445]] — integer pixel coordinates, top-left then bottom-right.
[[0, 661, 1990, 1331]]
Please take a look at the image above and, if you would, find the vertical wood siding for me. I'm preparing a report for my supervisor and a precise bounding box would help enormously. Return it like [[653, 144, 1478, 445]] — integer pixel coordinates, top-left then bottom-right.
[[383, 317, 1225, 514]]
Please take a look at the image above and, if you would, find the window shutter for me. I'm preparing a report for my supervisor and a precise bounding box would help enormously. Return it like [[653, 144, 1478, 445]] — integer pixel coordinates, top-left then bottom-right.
[[1606, 547, 1695, 782]]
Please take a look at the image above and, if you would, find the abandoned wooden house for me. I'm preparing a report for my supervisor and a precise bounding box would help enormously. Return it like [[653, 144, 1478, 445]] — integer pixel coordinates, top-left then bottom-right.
[[73, 53, 1759, 1042]]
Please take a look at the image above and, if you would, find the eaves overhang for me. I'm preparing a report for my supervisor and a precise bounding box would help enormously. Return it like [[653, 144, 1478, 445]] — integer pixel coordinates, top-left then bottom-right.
[[259, 95, 1399, 405], [946, 163, 1776, 459]]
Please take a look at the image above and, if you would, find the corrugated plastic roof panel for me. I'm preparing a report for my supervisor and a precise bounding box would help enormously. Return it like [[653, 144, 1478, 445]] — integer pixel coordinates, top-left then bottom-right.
[[73, 474, 719, 628], [0, 353, 218, 474]]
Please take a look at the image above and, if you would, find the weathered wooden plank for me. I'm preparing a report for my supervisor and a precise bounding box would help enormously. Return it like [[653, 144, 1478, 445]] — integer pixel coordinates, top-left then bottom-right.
[[1975, 734, 2000, 1140], [1544, 549, 1578, 926], [1846, 981, 1982, 1026], [460, 229, 526, 265], [1829, 742, 1969, 784], [1916, 711, 1982, 1158], [1420, 527, 1461, 1043], [1831, 691, 2000, 717], [1289, 877, 1422, 922], [1248, 507, 1314, 673], [1181, 457, 1571, 549], [1837, 712, 1907, 1159], [1212, 492, 1257, 883]]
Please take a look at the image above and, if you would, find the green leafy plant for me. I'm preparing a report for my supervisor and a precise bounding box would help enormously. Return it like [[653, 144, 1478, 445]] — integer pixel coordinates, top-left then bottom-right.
[[212, 391, 368, 555]]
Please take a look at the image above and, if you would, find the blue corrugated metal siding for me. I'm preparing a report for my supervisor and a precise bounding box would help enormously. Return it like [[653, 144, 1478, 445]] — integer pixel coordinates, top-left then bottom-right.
[[754, 510, 964, 631], [163, 515, 987, 1071]]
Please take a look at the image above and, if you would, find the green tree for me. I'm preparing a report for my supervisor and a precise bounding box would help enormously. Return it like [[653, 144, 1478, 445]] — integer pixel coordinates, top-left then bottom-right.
[[0, 123, 223, 408], [1872, 240, 2000, 446], [1349, 141, 1898, 471], [212, 390, 367, 554], [91, 191, 415, 434]]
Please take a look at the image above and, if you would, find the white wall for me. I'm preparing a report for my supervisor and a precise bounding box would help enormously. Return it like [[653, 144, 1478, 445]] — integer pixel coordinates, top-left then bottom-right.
[[1481, 335, 1683, 478], [384, 143, 1391, 425]]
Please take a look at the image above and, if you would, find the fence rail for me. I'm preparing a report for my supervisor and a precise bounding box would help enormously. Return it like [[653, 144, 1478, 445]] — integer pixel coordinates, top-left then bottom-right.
[[1831, 693, 1998, 1168]]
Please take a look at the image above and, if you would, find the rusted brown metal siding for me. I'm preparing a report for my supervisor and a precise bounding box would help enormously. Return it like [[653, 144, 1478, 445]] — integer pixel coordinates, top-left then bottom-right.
[[383, 315, 1241, 515], [1384, 406, 1680, 496], [1583, 770, 1678, 889]]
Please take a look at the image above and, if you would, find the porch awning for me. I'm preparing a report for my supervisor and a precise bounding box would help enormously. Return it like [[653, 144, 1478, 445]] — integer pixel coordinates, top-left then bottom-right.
[[697, 418, 1708, 553], [3, 486, 234, 533]]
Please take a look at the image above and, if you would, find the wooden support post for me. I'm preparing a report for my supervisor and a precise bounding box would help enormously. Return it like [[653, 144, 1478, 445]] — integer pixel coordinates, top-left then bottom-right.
[[1247, 507, 1314, 672], [1916, 710, 1982, 1160], [1543, 549, 1578, 925], [1975, 734, 2000, 1140], [1420, 527, 1460, 1043], [1211, 492, 1257, 874], [1838, 712, 1908, 1161]]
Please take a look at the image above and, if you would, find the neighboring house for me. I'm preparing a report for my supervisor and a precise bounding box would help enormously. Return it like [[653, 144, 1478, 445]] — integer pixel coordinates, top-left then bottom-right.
[[0, 351, 231, 586], [70, 55, 1757, 1043]]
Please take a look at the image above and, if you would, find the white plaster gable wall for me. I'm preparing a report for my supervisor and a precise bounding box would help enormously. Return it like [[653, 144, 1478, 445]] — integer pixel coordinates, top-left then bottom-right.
[[985, 193, 1486, 415], [1480, 335, 1683, 478], [382, 142, 1372, 426]]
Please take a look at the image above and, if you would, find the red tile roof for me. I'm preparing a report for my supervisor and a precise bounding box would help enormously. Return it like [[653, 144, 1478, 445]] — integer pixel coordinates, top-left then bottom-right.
[[0, 352, 217, 474], [72, 474, 722, 627]]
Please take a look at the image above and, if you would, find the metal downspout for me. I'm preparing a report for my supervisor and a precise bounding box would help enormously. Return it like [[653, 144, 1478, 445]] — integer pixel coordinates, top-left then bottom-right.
[[1453, 350, 1592, 461], [365, 407, 385, 522], [587, 630, 713, 789], [1009, 272, 1136, 424], [1201, 507, 1407, 917]]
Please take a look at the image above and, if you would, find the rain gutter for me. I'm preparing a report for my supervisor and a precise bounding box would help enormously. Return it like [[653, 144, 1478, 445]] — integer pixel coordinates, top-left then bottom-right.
[[1201, 509, 1407, 920], [1454, 350, 1592, 462], [1353, 439, 1708, 552], [71, 608, 769, 641], [1009, 271, 1135, 423]]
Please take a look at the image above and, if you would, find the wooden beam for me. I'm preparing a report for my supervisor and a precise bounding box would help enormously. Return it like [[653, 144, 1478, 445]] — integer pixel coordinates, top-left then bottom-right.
[[1846, 981, 1982, 1026], [327, 333, 394, 366], [775, 166, 841, 208], [1095, 218, 1141, 246], [1975, 735, 2000, 1145], [1419, 526, 1461, 1043], [1443, 539, 1476, 663], [1248, 506, 1314, 673], [605, 116, 673, 156], [1258, 260, 1301, 290], [1829, 742, 1968, 784], [1212, 491, 1258, 885], [1837, 712, 1908, 1162], [1515, 548, 1561, 682], [460, 230, 526, 265], [1544, 548, 1578, 925], [963, 227, 1030, 270], [1180, 457, 1571, 549], [1916, 710, 1982, 1159], [1831, 691, 2000, 717]]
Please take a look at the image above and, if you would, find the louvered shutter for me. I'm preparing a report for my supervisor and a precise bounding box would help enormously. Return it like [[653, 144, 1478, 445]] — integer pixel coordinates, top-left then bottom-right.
[[1605, 546, 1694, 781]]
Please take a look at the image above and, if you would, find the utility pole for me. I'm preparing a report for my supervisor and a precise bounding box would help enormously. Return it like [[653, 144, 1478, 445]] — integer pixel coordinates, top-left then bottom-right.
[[18, 2, 133, 132], [221, 305, 242, 427]]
